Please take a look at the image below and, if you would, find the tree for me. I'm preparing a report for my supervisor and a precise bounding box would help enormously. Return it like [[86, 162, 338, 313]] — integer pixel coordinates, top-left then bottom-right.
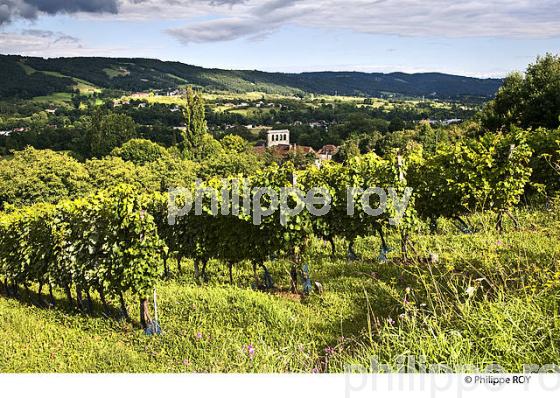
[[0, 147, 90, 209], [85, 156, 155, 192], [179, 87, 207, 158], [482, 54, 560, 130], [221, 134, 249, 152], [333, 139, 360, 163], [85, 108, 137, 158], [111, 138, 171, 165]]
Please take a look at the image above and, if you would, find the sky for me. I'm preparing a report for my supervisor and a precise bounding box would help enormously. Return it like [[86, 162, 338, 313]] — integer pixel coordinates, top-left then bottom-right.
[[1, 0, 560, 78]]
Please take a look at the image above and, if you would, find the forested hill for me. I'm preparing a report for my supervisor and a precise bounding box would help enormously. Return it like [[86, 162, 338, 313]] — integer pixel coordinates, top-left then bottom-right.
[[0, 54, 503, 101]]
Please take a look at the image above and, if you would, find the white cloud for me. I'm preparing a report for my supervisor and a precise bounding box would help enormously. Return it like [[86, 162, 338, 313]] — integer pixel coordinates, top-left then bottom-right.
[[164, 0, 560, 42], [0, 29, 126, 56], [2, 1, 560, 46]]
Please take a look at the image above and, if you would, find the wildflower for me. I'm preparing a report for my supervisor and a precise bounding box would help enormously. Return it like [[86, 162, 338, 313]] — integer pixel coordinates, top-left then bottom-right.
[[195, 331, 203, 340], [246, 343, 255, 359], [324, 346, 335, 356], [466, 286, 476, 297], [387, 317, 395, 325], [182, 359, 190, 366], [496, 240, 503, 246], [312, 368, 319, 374]]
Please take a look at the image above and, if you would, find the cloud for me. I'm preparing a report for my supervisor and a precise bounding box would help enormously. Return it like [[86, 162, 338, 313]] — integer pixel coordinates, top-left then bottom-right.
[[20, 28, 81, 43], [0, 28, 130, 56], [0, 0, 118, 25], [168, 18, 268, 43], [113, 0, 247, 21], [2, 0, 560, 42], [165, 0, 560, 43], [167, 0, 302, 43], [0, 29, 82, 54]]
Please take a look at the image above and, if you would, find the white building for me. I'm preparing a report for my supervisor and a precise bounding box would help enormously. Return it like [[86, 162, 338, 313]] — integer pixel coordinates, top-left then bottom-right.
[[267, 129, 290, 147]]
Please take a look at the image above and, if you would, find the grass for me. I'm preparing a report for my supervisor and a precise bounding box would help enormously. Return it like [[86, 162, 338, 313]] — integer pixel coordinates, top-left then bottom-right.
[[31, 92, 73, 106], [1, 209, 559, 372], [103, 67, 130, 78], [17, 62, 36, 75]]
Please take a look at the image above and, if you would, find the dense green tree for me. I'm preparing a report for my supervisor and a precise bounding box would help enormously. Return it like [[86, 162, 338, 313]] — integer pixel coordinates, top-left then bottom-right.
[[333, 139, 360, 162], [199, 136, 263, 178], [85, 109, 138, 158], [0, 147, 90, 209], [179, 87, 208, 158], [84, 157, 146, 191], [220, 134, 250, 152], [111, 138, 171, 165], [482, 54, 560, 130]]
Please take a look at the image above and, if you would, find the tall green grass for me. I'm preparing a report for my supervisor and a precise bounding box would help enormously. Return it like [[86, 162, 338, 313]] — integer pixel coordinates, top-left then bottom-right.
[[1, 209, 559, 372]]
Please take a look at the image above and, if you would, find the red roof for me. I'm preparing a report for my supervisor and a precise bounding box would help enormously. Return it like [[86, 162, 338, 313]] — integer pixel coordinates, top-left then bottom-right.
[[253, 144, 316, 158], [318, 145, 339, 155]]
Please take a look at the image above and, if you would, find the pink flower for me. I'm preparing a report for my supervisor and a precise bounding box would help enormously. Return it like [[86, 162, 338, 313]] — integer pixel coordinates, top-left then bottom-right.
[[312, 368, 319, 374], [245, 344, 255, 360], [324, 346, 335, 356], [195, 331, 203, 340]]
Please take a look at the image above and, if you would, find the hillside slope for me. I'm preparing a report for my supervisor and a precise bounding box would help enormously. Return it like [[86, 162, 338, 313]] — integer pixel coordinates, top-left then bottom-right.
[[0, 54, 503, 100]]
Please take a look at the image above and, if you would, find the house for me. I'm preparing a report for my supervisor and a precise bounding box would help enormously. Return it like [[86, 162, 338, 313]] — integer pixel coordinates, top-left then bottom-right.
[[317, 145, 339, 161], [253, 129, 338, 164], [254, 143, 316, 158], [254, 129, 315, 159], [442, 118, 462, 126], [309, 121, 326, 128], [267, 129, 290, 147]]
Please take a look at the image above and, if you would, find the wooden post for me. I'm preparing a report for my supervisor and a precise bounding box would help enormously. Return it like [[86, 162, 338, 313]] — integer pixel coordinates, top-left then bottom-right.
[[228, 262, 234, 284], [119, 293, 130, 320], [140, 298, 152, 329], [86, 290, 94, 314], [64, 284, 73, 307], [48, 284, 55, 306], [290, 265, 298, 294], [76, 287, 84, 311]]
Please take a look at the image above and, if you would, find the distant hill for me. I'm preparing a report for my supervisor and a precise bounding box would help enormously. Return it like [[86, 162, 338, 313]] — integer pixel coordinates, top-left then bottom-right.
[[0, 54, 503, 101]]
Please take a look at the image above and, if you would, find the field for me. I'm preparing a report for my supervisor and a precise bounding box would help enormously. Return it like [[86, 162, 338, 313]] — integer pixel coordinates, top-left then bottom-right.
[[118, 91, 469, 119], [2, 210, 559, 373]]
